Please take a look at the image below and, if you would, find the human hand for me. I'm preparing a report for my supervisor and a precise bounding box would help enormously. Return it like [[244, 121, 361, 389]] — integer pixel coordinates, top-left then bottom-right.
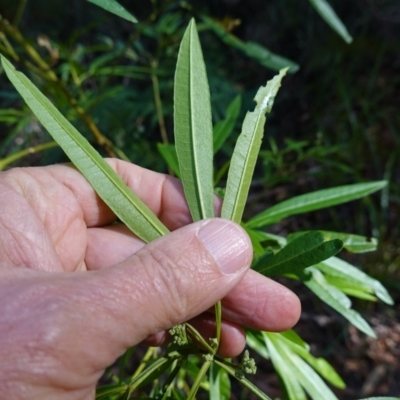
[[0, 159, 300, 399]]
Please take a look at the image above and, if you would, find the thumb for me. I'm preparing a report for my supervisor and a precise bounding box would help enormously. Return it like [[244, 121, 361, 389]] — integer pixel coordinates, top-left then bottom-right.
[[96, 218, 253, 351], [12, 218, 252, 379], [0, 219, 253, 397]]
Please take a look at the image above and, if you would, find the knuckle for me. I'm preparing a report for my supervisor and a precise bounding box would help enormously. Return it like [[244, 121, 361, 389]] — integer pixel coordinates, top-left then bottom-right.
[[138, 243, 208, 325]]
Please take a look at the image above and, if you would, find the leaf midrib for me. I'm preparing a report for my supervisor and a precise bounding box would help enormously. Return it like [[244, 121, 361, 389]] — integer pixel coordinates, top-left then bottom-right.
[[230, 79, 281, 221], [262, 239, 331, 271], [249, 182, 386, 226], [9, 64, 167, 238]]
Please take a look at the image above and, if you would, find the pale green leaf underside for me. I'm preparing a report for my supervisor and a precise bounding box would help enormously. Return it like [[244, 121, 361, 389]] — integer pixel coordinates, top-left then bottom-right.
[[222, 69, 287, 223], [359, 398, 400, 400], [305, 268, 376, 337], [209, 362, 231, 400], [174, 18, 214, 221], [316, 257, 394, 305], [247, 181, 388, 228], [308, 0, 352, 43], [252, 231, 342, 278], [1, 56, 168, 243], [86, 0, 137, 23], [264, 333, 339, 400]]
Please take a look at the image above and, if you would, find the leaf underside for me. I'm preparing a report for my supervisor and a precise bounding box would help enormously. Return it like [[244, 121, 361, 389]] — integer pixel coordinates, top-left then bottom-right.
[[221, 68, 287, 224], [174, 18, 214, 221], [87, 0, 138, 23], [1, 56, 168, 243]]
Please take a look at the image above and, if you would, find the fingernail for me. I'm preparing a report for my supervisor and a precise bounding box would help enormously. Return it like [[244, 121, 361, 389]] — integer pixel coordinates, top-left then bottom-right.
[[198, 219, 252, 274]]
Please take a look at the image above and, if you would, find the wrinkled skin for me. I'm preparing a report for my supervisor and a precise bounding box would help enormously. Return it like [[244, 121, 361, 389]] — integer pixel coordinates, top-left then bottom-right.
[[0, 159, 300, 400]]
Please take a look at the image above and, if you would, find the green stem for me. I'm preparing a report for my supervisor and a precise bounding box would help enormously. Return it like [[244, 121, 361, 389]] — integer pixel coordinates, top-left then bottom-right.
[[214, 359, 272, 400], [0, 141, 58, 170], [0, 16, 129, 160], [187, 360, 211, 400], [13, 0, 28, 27], [151, 59, 169, 145], [0, 32, 18, 60], [159, 361, 182, 400], [131, 347, 156, 380], [214, 301, 222, 353], [213, 159, 231, 187], [185, 323, 214, 354]]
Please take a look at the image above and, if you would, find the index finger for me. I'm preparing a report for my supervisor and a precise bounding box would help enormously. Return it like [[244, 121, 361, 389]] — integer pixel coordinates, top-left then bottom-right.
[[48, 158, 196, 230]]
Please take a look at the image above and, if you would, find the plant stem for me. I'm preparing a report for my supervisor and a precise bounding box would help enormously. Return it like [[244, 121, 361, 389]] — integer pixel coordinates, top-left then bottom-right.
[[13, 0, 28, 27], [187, 360, 211, 400], [131, 347, 157, 380], [0, 16, 129, 160], [214, 301, 222, 353], [0, 141, 58, 170], [185, 323, 214, 354], [151, 59, 169, 145]]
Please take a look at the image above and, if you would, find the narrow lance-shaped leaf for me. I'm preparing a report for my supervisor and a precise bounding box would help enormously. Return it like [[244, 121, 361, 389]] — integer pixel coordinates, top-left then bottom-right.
[[221, 69, 287, 223], [209, 362, 231, 400], [305, 268, 376, 337], [250, 332, 307, 400], [308, 0, 352, 44], [1, 56, 168, 243], [267, 333, 339, 400], [157, 143, 180, 177], [276, 333, 345, 388], [201, 15, 299, 73], [247, 181, 388, 229], [287, 230, 378, 253], [174, 18, 214, 221], [86, 0, 137, 23], [316, 257, 394, 305], [252, 231, 343, 278]]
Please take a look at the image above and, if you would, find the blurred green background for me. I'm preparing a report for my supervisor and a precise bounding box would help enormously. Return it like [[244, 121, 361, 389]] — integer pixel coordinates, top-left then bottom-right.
[[0, 0, 399, 397]]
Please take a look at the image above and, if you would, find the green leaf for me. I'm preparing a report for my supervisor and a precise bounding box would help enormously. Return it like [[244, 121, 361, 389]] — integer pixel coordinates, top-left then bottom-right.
[[316, 257, 394, 305], [288, 231, 378, 253], [214, 359, 272, 400], [250, 331, 307, 400], [95, 383, 128, 399], [323, 275, 378, 302], [201, 15, 299, 73], [252, 231, 343, 278], [221, 69, 287, 223], [359, 398, 400, 400], [278, 329, 309, 350], [265, 333, 339, 400], [87, 0, 137, 23], [209, 362, 231, 400], [305, 268, 376, 337], [187, 361, 211, 400], [244, 41, 300, 73], [308, 0, 352, 43], [157, 143, 180, 177], [125, 355, 178, 395], [247, 181, 388, 228], [213, 95, 241, 154], [1, 55, 168, 243], [277, 333, 345, 388], [174, 19, 214, 221]]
